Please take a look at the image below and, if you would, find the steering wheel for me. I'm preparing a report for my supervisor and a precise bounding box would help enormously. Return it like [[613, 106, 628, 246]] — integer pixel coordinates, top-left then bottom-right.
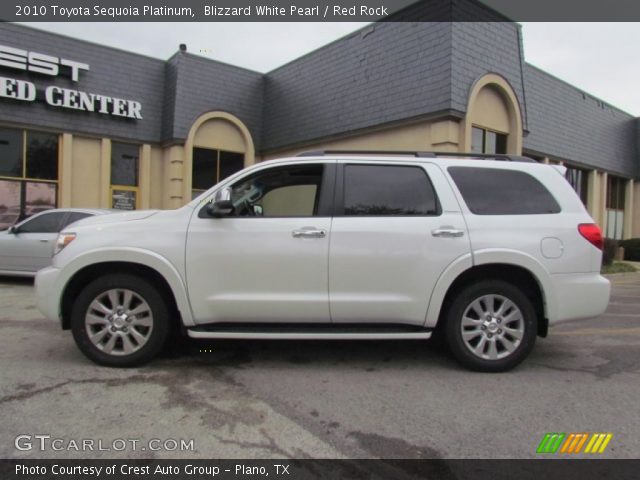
[[243, 200, 256, 216]]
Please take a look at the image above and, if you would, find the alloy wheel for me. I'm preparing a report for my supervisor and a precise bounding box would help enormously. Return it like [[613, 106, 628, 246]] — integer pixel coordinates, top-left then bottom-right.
[[459, 294, 525, 361], [84, 289, 154, 356]]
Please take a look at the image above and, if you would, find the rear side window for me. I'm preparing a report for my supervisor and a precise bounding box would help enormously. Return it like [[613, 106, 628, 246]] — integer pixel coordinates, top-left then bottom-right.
[[63, 212, 93, 228], [448, 167, 560, 215], [343, 164, 439, 216]]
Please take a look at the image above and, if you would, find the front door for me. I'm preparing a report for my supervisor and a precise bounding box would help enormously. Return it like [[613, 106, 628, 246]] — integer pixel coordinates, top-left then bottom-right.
[[0, 210, 67, 273], [185, 162, 335, 324]]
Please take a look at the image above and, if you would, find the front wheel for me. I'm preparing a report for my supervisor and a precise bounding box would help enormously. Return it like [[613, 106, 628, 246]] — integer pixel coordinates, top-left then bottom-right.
[[71, 274, 170, 367], [444, 280, 537, 372]]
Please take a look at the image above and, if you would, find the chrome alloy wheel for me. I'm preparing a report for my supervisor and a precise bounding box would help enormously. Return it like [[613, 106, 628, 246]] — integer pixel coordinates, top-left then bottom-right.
[[84, 289, 153, 356], [460, 294, 525, 361]]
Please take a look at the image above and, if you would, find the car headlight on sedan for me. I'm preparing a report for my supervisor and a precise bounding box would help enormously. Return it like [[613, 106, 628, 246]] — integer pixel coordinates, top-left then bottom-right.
[[54, 233, 76, 255]]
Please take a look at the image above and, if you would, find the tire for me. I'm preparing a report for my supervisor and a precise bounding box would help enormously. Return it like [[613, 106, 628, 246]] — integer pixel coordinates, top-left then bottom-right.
[[71, 273, 170, 367], [444, 280, 537, 372]]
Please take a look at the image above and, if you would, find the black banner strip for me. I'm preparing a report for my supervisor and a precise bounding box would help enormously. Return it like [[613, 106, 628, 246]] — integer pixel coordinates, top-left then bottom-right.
[[4, 0, 640, 22], [2, 459, 640, 480]]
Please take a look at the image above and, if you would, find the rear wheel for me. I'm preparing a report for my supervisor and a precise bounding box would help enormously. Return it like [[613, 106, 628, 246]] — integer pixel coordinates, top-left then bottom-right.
[[71, 274, 170, 367], [445, 280, 537, 372]]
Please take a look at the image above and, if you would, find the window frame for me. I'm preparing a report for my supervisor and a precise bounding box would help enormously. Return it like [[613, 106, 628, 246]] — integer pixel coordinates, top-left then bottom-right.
[[471, 126, 508, 155], [448, 166, 562, 216], [333, 163, 442, 217], [110, 142, 140, 187], [16, 210, 67, 234], [564, 164, 590, 206], [0, 128, 60, 223], [191, 147, 246, 198], [110, 142, 140, 210], [198, 162, 336, 219], [110, 185, 139, 211], [605, 175, 626, 240]]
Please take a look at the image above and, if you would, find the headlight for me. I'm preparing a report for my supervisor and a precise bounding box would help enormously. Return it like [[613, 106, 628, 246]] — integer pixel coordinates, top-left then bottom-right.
[[54, 233, 76, 255]]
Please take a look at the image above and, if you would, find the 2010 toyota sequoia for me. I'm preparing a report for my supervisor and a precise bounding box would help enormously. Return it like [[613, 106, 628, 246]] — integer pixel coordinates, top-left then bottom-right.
[[35, 151, 611, 372]]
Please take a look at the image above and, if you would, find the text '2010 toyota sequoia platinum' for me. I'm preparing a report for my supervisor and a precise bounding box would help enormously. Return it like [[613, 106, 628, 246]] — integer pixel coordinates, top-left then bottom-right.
[[35, 151, 611, 372]]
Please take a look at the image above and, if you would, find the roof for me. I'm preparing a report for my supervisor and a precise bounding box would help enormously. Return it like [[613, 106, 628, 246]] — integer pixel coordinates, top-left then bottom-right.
[[523, 64, 638, 177]]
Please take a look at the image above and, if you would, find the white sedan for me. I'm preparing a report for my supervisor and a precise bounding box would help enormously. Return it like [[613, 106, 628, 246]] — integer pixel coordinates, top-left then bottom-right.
[[0, 208, 112, 277]]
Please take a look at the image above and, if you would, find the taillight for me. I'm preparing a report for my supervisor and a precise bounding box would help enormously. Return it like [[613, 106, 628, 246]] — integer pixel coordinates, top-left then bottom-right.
[[578, 223, 603, 250]]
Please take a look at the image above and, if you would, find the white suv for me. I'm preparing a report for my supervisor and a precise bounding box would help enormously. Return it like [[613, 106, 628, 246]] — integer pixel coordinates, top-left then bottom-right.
[[35, 151, 610, 372]]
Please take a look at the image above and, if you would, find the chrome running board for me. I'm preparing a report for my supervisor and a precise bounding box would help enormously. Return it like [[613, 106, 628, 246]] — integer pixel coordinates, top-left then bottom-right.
[[187, 324, 432, 340]]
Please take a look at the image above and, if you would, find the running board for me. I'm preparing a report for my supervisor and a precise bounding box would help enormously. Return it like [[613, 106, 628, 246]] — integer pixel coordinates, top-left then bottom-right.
[[187, 324, 433, 340]]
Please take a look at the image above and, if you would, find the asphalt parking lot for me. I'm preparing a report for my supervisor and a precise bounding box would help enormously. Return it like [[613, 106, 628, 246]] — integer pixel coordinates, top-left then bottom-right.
[[1, 273, 639, 460]]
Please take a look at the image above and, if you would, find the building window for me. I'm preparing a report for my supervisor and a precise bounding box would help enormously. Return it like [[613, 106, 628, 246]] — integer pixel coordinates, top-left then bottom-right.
[[565, 165, 589, 205], [471, 126, 507, 154], [606, 175, 626, 240], [110, 142, 139, 210], [192, 147, 244, 199], [0, 127, 58, 230]]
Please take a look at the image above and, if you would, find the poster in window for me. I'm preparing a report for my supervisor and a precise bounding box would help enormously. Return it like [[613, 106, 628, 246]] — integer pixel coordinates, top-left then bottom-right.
[[0, 180, 21, 230], [112, 190, 136, 210], [25, 182, 56, 217]]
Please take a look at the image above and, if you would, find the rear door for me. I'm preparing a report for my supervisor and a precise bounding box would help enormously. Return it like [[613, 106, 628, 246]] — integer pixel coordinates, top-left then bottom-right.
[[329, 161, 470, 326]]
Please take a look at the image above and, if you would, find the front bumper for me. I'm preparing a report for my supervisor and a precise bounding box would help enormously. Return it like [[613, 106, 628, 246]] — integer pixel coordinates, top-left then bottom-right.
[[548, 272, 610, 325], [35, 266, 64, 325]]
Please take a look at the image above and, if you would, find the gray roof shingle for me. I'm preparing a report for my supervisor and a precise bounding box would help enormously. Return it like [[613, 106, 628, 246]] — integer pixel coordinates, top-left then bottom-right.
[[523, 64, 637, 177], [262, 21, 454, 150]]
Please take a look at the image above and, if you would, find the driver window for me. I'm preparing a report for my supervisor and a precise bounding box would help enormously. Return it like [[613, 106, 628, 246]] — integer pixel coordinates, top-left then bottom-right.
[[230, 165, 323, 217]]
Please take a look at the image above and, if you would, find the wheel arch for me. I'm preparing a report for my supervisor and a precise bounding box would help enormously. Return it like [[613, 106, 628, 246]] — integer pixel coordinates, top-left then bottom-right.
[[58, 249, 193, 330], [427, 253, 553, 337]]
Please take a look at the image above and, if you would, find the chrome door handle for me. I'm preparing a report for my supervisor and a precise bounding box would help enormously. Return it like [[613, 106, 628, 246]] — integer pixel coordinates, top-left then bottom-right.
[[432, 227, 464, 238], [292, 228, 326, 239], [39, 239, 49, 243]]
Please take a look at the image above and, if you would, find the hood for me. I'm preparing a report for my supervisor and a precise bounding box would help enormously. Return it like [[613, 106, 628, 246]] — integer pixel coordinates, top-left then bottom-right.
[[65, 210, 160, 229]]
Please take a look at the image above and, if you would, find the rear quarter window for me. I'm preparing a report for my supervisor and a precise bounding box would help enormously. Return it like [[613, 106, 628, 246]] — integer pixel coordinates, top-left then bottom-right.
[[448, 166, 561, 215]]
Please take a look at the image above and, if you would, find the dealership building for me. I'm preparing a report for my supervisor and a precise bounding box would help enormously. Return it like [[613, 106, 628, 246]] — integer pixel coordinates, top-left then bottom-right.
[[0, 1, 638, 237]]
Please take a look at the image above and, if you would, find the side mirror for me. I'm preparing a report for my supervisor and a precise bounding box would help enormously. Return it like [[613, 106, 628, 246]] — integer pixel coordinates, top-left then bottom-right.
[[207, 200, 234, 218], [206, 187, 233, 218], [7, 226, 18, 234]]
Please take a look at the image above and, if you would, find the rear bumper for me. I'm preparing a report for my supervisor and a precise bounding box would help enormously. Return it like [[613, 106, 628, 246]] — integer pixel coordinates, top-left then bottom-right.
[[547, 272, 610, 325], [35, 266, 64, 325]]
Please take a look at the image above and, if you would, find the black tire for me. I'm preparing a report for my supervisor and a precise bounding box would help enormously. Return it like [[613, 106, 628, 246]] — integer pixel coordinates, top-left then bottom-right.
[[444, 280, 537, 372], [71, 273, 170, 367]]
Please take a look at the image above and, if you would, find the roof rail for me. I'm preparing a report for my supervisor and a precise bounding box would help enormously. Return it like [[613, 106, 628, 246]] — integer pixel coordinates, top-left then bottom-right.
[[296, 150, 436, 158], [296, 150, 536, 163]]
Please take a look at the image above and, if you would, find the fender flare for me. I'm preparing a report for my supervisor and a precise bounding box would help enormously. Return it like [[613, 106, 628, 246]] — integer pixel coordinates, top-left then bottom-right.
[[58, 247, 195, 326], [425, 249, 554, 327]]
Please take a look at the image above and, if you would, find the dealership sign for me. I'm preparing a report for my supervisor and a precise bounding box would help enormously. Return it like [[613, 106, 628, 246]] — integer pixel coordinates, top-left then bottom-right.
[[0, 44, 142, 119]]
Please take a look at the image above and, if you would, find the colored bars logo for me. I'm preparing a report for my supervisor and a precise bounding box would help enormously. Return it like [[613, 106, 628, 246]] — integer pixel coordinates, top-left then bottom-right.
[[537, 433, 613, 454]]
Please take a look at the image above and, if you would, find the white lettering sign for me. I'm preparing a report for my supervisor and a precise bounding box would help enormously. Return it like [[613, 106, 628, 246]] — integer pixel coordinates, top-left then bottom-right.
[[0, 76, 36, 101], [0, 44, 142, 120], [0, 44, 89, 81], [44, 85, 143, 119]]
